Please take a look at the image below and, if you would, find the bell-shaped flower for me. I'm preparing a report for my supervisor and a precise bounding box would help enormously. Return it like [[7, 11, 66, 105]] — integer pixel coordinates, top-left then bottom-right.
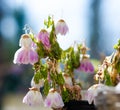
[[62, 73, 73, 86], [13, 34, 38, 64], [37, 29, 51, 49], [55, 19, 69, 35], [77, 55, 94, 73], [23, 87, 43, 106], [44, 88, 64, 109], [31, 77, 44, 89], [85, 84, 108, 104]]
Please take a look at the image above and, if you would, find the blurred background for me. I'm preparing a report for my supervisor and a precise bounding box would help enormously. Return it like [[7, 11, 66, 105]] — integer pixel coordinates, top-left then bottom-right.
[[0, 0, 120, 110]]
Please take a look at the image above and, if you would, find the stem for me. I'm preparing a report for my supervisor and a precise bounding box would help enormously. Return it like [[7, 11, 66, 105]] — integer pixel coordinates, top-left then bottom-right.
[[70, 71, 75, 85]]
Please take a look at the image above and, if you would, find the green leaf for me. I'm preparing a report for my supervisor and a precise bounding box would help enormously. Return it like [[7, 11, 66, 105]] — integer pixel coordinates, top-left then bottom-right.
[[77, 44, 82, 52], [104, 69, 113, 86], [44, 20, 47, 26], [50, 42, 62, 59], [34, 72, 42, 84], [49, 24, 56, 44], [29, 34, 37, 43], [67, 59, 73, 71], [43, 79, 50, 95], [37, 42, 45, 58], [44, 16, 53, 28], [114, 39, 120, 50], [72, 51, 80, 68], [61, 89, 70, 102], [40, 64, 48, 79], [50, 72, 57, 81], [56, 73, 65, 85]]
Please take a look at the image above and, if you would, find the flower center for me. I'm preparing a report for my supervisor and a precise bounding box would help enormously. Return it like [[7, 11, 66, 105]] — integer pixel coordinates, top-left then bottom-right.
[[29, 87, 39, 91], [22, 34, 30, 39], [58, 19, 65, 23]]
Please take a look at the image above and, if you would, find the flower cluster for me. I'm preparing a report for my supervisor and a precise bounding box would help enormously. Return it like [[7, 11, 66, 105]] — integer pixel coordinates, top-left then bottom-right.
[[86, 39, 120, 105], [13, 16, 94, 109], [95, 39, 120, 86]]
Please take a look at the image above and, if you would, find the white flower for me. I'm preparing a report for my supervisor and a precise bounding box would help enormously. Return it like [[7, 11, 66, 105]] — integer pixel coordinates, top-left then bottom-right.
[[55, 19, 69, 35], [23, 87, 43, 106], [86, 84, 108, 104], [44, 88, 64, 108], [31, 77, 44, 89]]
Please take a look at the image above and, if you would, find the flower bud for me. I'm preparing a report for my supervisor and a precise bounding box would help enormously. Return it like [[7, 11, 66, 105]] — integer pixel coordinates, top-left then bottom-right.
[[37, 29, 51, 49]]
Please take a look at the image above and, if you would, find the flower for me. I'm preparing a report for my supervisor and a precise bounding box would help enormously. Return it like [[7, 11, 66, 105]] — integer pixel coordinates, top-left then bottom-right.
[[37, 29, 51, 49], [77, 56, 94, 73], [23, 87, 43, 106], [13, 34, 38, 64], [55, 19, 69, 35], [76, 43, 94, 73], [44, 88, 64, 109], [86, 84, 108, 104]]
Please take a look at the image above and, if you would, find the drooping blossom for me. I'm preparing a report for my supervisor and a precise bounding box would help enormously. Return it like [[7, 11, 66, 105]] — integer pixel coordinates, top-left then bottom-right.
[[23, 87, 43, 106], [44, 88, 64, 109], [85, 84, 108, 104], [62, 73, 73, 86], [55, 19, 69, 35], [13, 34, 38, 64], [31, 77, 44, 89], [77, 55, 94, 73], [37, 29, 51, 49]]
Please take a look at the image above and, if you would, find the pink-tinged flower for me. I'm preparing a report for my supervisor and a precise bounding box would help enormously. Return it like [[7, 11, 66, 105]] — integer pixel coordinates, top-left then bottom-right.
[[23, 87, 43, 106], [31, 77, 44, 89], [55, 19, 69, 35], [13, 48, 38, 64], [85, 84, 108, 104], [44, 88, 64, 108], [62, 73, 73, 86], [77, 55, 94, 73], [37, 29, 51, 49], [13, 34, 38, 64]]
